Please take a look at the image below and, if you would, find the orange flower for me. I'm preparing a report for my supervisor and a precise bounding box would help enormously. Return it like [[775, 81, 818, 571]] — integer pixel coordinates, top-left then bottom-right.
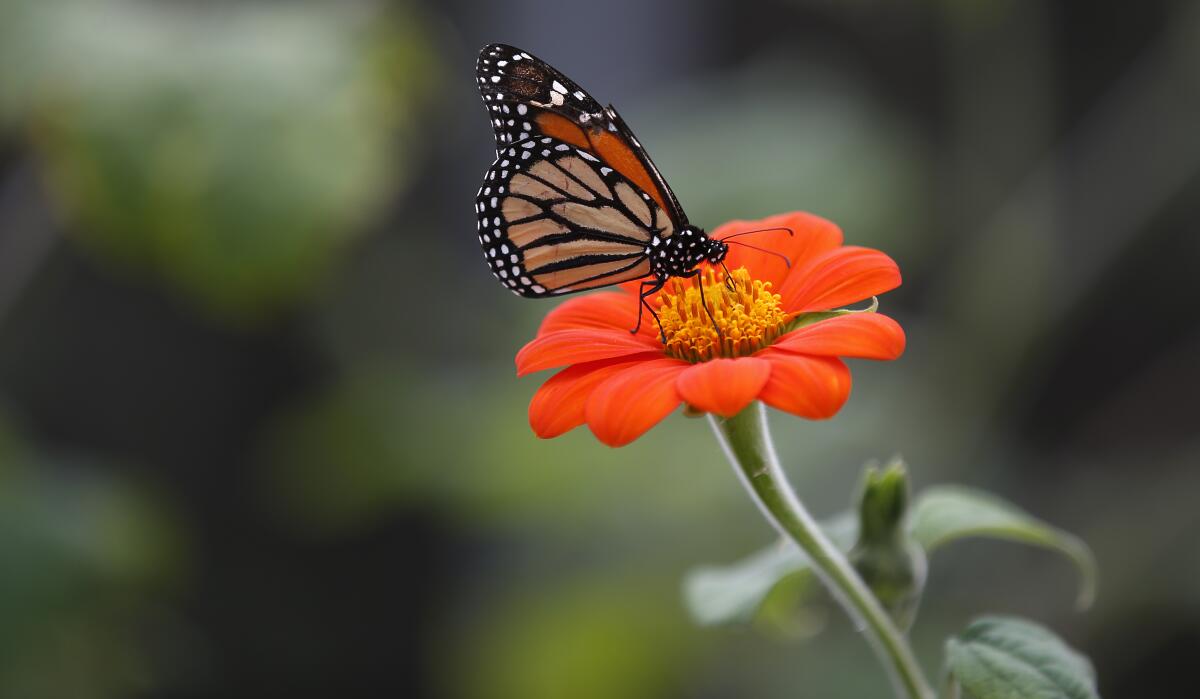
[[516, 212, 906, 447]]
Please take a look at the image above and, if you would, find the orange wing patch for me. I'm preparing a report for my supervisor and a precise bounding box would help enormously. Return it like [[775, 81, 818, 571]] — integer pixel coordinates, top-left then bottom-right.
[[534, 112, 670, 215], [534, 113, 590, 149], [585, 130, 669, 214]]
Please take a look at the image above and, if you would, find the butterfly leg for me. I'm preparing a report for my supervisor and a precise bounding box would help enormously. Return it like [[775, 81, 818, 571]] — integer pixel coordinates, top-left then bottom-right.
[[632, 278, 667, 343]]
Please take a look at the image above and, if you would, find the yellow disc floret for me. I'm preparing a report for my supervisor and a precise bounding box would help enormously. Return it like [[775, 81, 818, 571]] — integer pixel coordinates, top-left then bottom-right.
[[658, 267, 789, 362]]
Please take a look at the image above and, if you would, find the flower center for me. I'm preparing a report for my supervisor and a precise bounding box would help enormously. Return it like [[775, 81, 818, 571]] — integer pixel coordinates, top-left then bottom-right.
[[657, 267, 789, 362]]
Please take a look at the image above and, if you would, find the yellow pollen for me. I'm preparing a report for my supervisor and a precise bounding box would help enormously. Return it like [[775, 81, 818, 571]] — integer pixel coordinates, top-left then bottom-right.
[[657, 267, 790, 362]]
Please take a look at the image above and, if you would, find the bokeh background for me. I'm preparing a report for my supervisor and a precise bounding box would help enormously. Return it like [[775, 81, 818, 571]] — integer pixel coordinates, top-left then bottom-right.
[[1, 0, 1197, 697]]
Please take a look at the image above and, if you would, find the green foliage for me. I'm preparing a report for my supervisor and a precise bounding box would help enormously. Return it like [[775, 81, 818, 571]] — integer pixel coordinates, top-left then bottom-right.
[[3, 0, 436, 320], [944, 617, 1099, 699], [683, 474, 1095, 627], [443, 577, 701, 699]]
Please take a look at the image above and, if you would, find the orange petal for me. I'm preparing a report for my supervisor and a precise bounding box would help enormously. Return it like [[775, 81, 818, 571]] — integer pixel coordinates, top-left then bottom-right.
[[780, 246, 901, 313], [772, 313, 906, 360], [516, 329, 661, 376], [618, 277, 651, 295], [585, 357, 687, 447], [538, 291, 659, 341], [757, 350, 852, 419], [675, 357, 772, 418], [714, 212, 844, 289], [529, 355, 654, 438]]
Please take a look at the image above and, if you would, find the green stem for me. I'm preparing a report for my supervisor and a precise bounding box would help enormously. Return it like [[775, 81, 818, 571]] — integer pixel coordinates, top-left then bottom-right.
[[708, 403, 935, 699]]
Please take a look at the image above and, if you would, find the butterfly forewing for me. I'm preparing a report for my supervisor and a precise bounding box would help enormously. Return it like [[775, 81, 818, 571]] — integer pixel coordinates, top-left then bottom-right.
[[475, 45, 687, 226], [476, 135, 676, 297], [476, 44, 603, 153]]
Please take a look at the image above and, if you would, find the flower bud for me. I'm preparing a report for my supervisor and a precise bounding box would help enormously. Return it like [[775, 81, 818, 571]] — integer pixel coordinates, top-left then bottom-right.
[[849, 458, 927, 631]]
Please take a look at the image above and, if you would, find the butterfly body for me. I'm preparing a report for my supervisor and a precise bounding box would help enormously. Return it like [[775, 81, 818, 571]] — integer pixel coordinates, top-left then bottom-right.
[[474, 44, 728, 332]]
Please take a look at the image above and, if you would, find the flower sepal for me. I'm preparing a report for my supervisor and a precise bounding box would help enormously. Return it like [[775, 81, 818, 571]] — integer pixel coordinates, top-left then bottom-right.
[[783, 296, 880, 334]]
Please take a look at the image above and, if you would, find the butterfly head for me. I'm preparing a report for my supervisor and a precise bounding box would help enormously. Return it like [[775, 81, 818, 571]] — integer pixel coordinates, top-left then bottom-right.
[[684, 226, 727, 266], [703, 232, 729, 265]]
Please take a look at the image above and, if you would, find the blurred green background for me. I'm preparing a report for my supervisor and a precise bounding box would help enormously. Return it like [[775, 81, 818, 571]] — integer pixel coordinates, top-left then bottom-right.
[[1, 1, 1198, 697]]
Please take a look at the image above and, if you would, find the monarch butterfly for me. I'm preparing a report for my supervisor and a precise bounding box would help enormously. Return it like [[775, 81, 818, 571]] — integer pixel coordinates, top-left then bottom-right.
[[474, 44, 787, 336]]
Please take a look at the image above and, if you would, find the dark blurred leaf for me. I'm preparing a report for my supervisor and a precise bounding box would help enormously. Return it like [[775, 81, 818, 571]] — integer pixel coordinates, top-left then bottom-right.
[[644, 67, 928, 262], [944, 616, 1099, 699], [0, 418, 181, 697]]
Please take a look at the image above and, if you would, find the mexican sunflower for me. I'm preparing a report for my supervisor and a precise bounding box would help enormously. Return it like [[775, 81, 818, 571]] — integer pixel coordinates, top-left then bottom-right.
[[516, 212, 906, 447]]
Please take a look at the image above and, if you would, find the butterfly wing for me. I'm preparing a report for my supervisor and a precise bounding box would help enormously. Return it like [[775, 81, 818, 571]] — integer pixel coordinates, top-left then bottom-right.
[[475, 135, 678, 297], [476, 44, 689, 228], [477, 43, 603, 151]]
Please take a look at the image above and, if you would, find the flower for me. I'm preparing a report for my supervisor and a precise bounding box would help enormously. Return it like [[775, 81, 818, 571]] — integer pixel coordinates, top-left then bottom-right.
[[516, 212, 906, 447]]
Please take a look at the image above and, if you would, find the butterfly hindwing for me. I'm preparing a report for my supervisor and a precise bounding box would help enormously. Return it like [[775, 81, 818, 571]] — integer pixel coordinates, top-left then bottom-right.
[[475, 135, 677, 297]]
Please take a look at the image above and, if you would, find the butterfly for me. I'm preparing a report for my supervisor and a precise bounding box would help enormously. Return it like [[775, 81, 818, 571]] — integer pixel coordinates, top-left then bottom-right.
[[474, 44, 787, 336]]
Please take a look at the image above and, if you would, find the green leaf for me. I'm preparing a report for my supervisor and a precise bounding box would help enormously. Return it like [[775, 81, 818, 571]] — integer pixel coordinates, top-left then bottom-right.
[[910, 486, 1097, 609], [683, 484, 1097, 627], [683, 514, 854, 625], [944, 616, 1099, 699]]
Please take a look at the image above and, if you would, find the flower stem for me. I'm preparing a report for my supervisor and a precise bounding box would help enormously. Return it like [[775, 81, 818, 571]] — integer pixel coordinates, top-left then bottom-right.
[[708, 403, 935, 699]]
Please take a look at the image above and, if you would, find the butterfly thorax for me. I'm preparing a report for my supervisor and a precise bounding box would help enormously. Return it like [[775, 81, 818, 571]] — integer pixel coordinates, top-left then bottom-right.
[[649, 225, 728, 280]]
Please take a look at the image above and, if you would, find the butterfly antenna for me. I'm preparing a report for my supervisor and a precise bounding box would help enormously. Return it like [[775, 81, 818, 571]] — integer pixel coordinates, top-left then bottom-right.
[[725, 240, 793, 268], [719, 226, 794, 241]]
